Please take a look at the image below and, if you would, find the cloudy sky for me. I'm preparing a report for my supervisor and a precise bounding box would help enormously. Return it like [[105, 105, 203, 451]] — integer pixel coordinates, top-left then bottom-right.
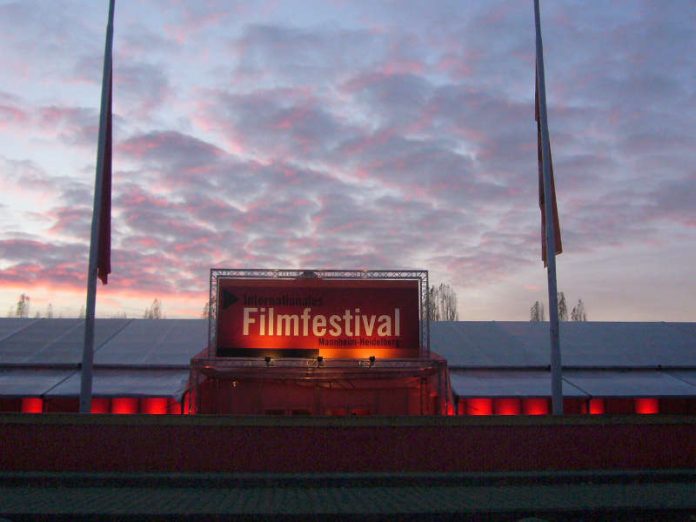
[[0, 0, 694, 321]]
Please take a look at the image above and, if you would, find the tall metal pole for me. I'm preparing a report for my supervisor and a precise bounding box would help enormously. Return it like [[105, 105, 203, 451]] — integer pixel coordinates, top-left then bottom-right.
[[80, 0, 115, 414], [534, 0, 563, 415]]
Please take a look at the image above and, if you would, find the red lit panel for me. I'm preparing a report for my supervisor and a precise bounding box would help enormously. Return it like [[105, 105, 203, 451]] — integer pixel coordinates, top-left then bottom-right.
[[142, 397, 169, 415], [111, 397, 139, 414], [523, 398, 549, 415], [21, 397, 43, 414], [589, 398, 605, 415], [494, 398, 521, 416], [168, 401, 182, 415], [467, 398, 493, 416], [635, 398, 659, 415]]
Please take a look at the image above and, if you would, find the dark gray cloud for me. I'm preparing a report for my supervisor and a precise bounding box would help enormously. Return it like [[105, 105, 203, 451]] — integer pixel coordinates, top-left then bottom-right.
[[121, 130, 225, 168], [115, 61, 172, 117], [38, 106, 99, 147], [235, 24, 380, 85]]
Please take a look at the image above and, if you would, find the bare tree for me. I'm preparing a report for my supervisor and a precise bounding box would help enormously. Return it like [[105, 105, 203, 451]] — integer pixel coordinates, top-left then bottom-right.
[[531, 292, 585, 321], [201, 297, 214, 319], [438, 283, 459, 321], [427, 286, 440, 321], [530, 301, 545, 322], [558, 292, 568, 321], [15, 294, 31, 318], [427, 283, 459, 321], [46, 304, 54, 319], [144, 298, 163, 319], [571, 299, 587, 321]]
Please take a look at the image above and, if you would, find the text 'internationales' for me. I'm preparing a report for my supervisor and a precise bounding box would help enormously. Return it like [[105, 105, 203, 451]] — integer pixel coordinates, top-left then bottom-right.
[[243, 294, 323, 307]]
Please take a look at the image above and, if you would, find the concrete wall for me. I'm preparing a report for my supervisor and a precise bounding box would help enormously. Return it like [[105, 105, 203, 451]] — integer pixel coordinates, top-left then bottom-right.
[[2, 414, 694, 473]]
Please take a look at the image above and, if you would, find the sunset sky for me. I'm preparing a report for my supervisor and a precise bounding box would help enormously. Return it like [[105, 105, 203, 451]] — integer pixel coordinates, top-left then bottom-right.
[[0, 0, 694, 321]]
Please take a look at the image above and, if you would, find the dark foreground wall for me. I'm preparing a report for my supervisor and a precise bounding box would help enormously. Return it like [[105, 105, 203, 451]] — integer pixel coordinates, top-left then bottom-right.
[[1, 414, 694, 473]]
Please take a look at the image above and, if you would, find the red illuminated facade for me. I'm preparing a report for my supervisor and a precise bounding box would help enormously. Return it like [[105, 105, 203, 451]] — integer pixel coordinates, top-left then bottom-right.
[[7, 394, 693, 417], [215, 276, 421, 358], [191, 269, 451, 415]]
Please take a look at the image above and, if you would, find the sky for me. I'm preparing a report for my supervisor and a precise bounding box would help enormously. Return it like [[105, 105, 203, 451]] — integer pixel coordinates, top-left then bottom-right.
[[0, 0, 694, 321]]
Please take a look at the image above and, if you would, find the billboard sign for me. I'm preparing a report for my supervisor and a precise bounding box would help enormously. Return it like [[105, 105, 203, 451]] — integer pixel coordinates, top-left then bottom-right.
[[215, 277, 421, 358]]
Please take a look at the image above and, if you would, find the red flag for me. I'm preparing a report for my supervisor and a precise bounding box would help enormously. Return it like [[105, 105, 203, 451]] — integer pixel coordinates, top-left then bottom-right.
[[97, 68, 112, 285], [535, 67, 562, 266]]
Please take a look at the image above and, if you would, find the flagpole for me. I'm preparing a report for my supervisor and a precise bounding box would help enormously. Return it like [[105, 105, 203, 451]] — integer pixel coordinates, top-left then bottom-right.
[[80, 0, 115, 414], [534, 0, 563, 415]]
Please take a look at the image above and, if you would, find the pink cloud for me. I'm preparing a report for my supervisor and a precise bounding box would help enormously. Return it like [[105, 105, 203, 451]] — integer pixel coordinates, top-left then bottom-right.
[[0, 103, 29, 129]]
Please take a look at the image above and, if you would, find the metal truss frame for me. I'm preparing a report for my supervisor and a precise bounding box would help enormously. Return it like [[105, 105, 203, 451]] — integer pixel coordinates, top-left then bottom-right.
[[207, 268, 429, 358]]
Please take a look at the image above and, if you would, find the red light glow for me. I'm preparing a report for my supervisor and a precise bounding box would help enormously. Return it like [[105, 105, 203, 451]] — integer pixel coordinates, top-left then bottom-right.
[[494, 398, 521, 416], [181, 397, 192, 415], [111, 397, 139, 414], [21, 397, 43, 414], [523, 398, 549, 415], [142, 397, 169, 415], [635, 398, 659, 414], [467, 398, 493, 415], [589, 398, 605, 414]]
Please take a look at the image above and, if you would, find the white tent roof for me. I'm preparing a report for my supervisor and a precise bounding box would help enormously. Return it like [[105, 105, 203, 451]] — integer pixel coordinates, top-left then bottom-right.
[[94, 319, 207, 366], [0, 369, 73, 397], [449, 369, 696, 398], [562, 370, 696, 397], [432, 321, 696, 368], [45, 369, 190, 398], [0, 318, 202, 399], [438, 322, 696, 398], [449, 370, 587, 398], [0, 318, 130, 365], [0, 318, 694, 399]]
